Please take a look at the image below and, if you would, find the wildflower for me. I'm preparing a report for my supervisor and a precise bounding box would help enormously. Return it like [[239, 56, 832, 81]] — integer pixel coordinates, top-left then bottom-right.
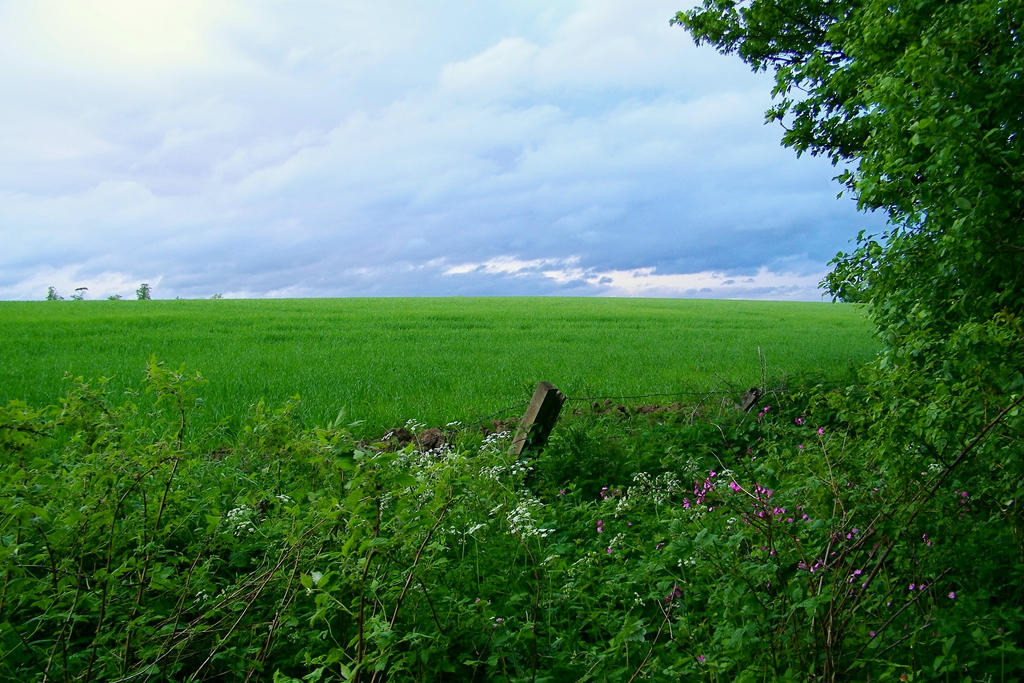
[[794, 416, 804, 425], [697, 654, 706, 663], [655, 542, 665, 550], [506, 495, 553, 538], [606, 547, 612, 554], [729, 481, 741, 492], [817, 427, 825, 435], [597, 520, 604, 534], [798, 444, 804, 450], [909, 583, 915, 591], [869, 631, 876, 638], [948, 591, 956, 599]]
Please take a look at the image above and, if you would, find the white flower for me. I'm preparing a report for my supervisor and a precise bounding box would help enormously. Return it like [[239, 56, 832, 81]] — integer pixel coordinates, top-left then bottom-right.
[[224, 504, 258, 536], [506, 494, 554, 538]]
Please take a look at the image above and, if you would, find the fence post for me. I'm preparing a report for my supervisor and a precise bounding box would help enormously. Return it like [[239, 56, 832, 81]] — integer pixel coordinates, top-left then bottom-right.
[[510, 382, 565, 456], [740, 387, 761, 412]]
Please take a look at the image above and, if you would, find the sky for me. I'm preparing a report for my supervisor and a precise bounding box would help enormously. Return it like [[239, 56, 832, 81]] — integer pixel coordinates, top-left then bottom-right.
[[0, 0, 882, 302]]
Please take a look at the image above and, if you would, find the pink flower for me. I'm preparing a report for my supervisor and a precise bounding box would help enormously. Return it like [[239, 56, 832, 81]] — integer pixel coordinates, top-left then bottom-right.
[[817, 427, 825, 435], [948, 591, 956, 599], [697, 654, 706, 662]]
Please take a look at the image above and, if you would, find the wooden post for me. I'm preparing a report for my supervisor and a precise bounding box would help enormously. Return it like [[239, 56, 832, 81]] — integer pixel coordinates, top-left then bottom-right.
[[739, 387, 761, 412], [510, 382, 565, 456]]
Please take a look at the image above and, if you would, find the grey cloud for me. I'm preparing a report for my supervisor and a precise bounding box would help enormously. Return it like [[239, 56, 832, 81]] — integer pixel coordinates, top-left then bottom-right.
[[0, 0, 880, 302]]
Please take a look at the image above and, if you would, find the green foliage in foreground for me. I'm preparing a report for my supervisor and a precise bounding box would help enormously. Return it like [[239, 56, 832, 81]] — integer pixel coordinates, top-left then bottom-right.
[[3, 361, 1021, 681], [668, 7, 1024, 679], [0, 297, 877, 436]]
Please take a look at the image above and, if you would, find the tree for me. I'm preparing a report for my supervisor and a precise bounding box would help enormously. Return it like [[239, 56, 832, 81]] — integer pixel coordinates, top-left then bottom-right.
[[673, 0, 1023, 366], [46, 286, 63, 301], [674, 3, 1024, 676], [136, 283, 152, 300], [71, 287, 88, 301]]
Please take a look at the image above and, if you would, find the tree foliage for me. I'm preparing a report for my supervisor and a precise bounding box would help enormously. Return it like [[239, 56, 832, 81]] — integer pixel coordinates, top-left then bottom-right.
[[674, 3, 1024, 677], [674, 0, 1023, 360]]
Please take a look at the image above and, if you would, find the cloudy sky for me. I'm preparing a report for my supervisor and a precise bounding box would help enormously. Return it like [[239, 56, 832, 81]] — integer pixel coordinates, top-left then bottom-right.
[[0, 0, 881, 301]]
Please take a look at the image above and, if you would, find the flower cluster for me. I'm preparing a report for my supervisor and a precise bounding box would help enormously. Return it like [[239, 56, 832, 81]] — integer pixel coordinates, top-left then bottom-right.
[[506, 495, 554, 539], [224, 504, 257, 537], [481, 430, 511, 454], [629, 471, 683, 504], [478, 454, 532, 482], [746, 483, 787, 521], [686, 469, 719, 510]]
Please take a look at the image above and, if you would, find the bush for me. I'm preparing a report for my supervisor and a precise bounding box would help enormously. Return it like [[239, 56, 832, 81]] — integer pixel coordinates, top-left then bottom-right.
[[2, 363, 1021, 680]]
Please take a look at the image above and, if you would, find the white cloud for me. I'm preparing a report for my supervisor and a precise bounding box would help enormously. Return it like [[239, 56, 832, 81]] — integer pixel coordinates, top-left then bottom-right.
[[441, 255, 827, 300], [0, 265, 160, 302], [444, 255, 580, 277], [0, 0, 880, 301]]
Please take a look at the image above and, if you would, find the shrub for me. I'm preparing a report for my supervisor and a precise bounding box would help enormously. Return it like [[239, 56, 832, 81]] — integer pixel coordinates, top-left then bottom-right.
[[2, 364, 1021, 680]]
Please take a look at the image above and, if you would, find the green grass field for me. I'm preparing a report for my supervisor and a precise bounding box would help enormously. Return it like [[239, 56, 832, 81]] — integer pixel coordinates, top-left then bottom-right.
[[0, 297, 878, 434]]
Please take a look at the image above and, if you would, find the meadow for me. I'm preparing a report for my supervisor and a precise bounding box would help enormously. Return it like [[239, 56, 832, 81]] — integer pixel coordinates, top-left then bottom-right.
[[0, 297, 877, 435], [3, 297, 1021, 681]]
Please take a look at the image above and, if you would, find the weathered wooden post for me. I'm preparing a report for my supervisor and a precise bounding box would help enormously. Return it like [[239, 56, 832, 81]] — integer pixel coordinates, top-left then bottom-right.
[[510, 382, 565, 456], [739, 387, 761, 412]]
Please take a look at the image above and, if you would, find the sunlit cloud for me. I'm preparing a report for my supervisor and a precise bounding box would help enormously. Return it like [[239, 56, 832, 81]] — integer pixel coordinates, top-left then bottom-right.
[[0, 0, 880, 302], [442, 255, 827, 301]]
